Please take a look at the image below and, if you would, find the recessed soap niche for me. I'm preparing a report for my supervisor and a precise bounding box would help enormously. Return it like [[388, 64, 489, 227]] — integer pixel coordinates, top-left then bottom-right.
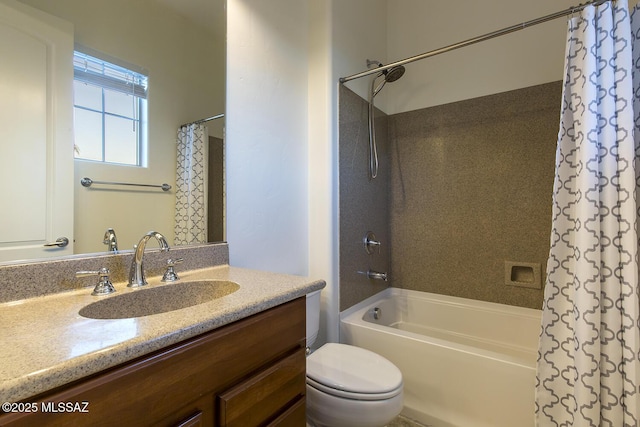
[[504, 261, 541, 289]]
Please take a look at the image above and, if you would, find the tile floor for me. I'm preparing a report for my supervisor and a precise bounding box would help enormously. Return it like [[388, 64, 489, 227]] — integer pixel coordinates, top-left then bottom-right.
[[387, 415, 429, 427], [307, 414, 428, 427]]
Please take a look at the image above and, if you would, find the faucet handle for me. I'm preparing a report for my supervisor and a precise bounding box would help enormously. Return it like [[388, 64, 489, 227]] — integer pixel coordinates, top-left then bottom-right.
[[76, 267, 116, 296], [162, 258, 184, 282], [363, 231, 381, 254]]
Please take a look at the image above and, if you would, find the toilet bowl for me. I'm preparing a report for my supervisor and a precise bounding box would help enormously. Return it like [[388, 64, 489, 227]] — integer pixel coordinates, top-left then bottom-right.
[[306, 342, 404, 427], [306, 291, 403, 427]]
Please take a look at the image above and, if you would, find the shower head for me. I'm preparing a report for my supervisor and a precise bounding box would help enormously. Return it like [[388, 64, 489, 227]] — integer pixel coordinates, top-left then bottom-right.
[[367, 62, 407, 180], [384, 65, 405, 83], [371, 64, 406, 98]]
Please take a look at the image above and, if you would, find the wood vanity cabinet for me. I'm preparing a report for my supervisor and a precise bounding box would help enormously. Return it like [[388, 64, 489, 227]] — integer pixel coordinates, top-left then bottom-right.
[[0, 297, 307, 427]]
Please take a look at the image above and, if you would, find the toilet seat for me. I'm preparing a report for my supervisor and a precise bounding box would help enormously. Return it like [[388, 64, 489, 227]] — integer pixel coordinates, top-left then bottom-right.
[[306, 343, 403, 401], [306, 377, 402, 401]]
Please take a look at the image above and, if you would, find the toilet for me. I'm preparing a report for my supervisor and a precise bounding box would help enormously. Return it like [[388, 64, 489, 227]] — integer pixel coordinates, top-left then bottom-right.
[[305, 290, 403, 427]]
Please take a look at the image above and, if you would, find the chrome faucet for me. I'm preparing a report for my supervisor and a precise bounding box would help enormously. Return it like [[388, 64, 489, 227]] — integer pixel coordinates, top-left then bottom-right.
[[128, 231, 170, 287], [103, 228, 118, 252]]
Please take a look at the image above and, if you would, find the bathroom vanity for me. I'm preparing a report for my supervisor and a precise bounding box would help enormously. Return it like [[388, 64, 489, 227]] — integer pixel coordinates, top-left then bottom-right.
[[0, 243, 324, 426], [0, 299, 305, 426]]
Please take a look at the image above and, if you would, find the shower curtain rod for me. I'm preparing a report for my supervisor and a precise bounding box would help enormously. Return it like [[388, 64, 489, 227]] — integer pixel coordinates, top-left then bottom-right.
[[339, 0, 612, 83], [180, 113, 225, 127]]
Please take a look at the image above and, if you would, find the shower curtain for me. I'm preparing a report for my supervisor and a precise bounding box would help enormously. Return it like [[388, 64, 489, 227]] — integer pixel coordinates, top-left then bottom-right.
[[536, 1, 640, 425], [175, 123, 207, 245]]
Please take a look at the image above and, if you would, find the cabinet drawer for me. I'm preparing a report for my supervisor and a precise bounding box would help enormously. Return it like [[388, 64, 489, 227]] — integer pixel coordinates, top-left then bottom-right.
[[174, 411, 204, 427], [267, 397, 306, 427], [218, 349, 306, 427]]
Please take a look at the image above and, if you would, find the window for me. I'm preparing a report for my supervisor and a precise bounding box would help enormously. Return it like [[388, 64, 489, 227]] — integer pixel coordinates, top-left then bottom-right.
[[73, 51, 148, 166]]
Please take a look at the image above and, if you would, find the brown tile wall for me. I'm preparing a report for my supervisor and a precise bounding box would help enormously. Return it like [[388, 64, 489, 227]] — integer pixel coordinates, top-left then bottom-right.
[[339, 87, 391, 311], [339, 81, 561, 310]]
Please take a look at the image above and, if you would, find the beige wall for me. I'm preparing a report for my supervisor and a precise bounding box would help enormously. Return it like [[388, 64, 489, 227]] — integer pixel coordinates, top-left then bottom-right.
[[18, 0, 225, 253], [384, 0, 576, 114], [337, 0, 598, 115], [226, 0, 310, 275]]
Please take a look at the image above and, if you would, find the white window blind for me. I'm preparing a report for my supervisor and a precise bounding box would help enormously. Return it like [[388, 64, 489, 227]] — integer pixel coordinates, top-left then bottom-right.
[[73, 51, 147, 99]]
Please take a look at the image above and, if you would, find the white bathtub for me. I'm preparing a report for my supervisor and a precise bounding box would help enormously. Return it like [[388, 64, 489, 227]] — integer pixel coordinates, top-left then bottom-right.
[[340, 288, 542, 427]]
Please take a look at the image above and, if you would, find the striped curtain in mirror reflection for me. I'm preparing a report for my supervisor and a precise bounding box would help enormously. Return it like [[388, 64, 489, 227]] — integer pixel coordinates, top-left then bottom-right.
[[175, 123, 207, 245]]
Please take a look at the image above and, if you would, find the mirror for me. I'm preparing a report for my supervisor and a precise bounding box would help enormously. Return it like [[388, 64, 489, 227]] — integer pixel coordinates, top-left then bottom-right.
[[4, 0, 226, 263]]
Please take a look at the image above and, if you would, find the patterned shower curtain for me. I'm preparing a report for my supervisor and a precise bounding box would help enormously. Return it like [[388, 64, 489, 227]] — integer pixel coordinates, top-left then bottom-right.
[[535, 1, 640, 425], [175, 123, 207, 245]]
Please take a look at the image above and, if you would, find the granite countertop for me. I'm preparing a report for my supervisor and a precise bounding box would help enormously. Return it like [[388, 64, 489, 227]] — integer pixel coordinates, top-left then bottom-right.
[[0, 265, 325, 403]]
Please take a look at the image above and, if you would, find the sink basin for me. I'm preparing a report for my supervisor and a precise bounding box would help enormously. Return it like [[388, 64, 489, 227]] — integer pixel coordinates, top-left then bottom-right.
[[79, 280, 240, 319]]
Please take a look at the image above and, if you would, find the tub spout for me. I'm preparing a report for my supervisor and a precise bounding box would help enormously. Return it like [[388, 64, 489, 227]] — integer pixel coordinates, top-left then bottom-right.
[[367, 270, 388, 281]]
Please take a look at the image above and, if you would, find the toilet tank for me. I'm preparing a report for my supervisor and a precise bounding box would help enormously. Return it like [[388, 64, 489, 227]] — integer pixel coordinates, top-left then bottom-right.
[[306, 289, 321, 348]]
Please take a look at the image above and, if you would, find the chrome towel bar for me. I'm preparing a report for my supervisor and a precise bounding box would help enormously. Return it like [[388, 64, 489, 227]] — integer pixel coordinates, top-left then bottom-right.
[[80, 177, 171, 192]]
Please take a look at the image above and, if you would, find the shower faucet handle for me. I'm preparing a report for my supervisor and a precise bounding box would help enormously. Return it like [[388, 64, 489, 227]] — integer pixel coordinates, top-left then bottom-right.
[[363, 231, 381, 254]]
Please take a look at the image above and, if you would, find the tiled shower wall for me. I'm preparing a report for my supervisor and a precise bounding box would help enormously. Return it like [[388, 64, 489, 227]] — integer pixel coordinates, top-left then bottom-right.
[[339, 87, 391, 311], [339, 82, 561, 310]]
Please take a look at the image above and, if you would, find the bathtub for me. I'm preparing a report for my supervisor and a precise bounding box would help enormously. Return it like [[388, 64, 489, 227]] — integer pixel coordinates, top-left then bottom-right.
[[340, 288, 542, 427]]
